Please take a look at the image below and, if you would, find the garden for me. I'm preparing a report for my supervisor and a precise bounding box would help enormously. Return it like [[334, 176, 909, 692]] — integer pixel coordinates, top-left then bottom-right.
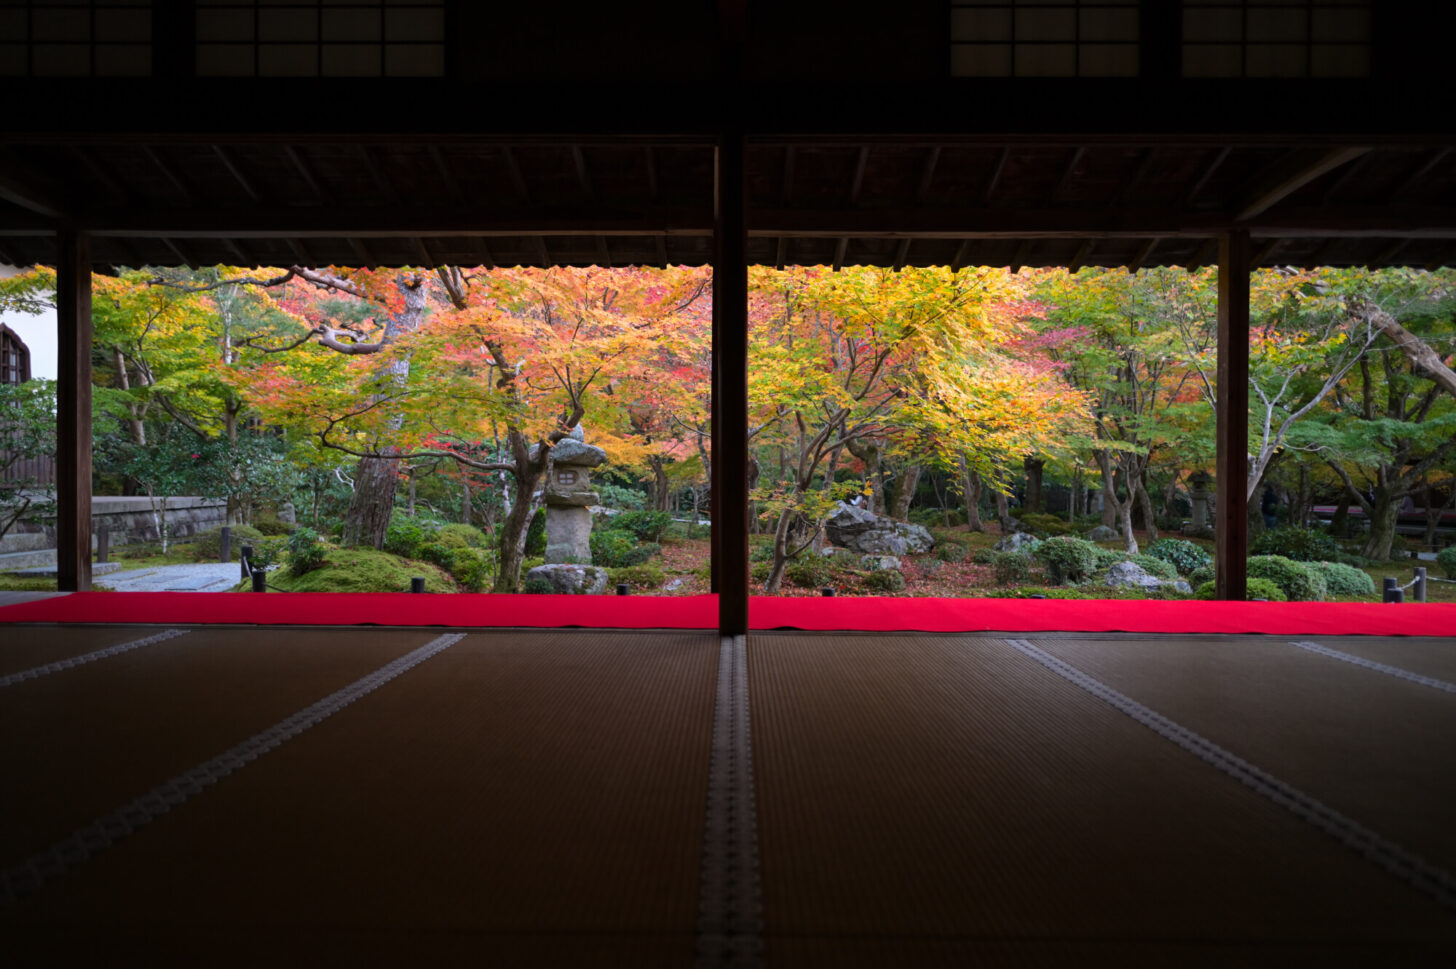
[[1, 261, 1453, 603]]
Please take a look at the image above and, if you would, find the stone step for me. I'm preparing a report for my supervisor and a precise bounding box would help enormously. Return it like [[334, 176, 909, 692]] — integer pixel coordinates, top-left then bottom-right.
[[0, 547, 56, 571]]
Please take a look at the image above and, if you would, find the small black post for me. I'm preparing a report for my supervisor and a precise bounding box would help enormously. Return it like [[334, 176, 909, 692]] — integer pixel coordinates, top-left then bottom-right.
[[616, 583, 630, 595], [820, 586, 835, 597], [1414, 567, 1427, 603], [95, 527, 109, 564], [219, 525, 231, 563], [240, 545, 253, 580], [1382, 577, 1398, 602], [411, 577, 426, 593], [251, 569, 266, 592]]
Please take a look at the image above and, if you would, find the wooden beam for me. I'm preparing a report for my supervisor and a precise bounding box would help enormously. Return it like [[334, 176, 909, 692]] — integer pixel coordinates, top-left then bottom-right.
[[1008, 239, 1032, 274], [832, 236, 849, 271], [0, 155, 66, 218], [1183, 146, 1230, 207], [1052, 147, 1085, 201], [1067, 239, 1093, 273], [357, 145, 400, 205], [1235, 146, 1370, 222], [848, 146, 870, 204], [893, 238, 912, 271], [1215, 229, 1250, 601], [775, 235, 786, 271], [781, 146, 795, 203], [285, 238, 314, 264], [1389, 147, 1450, 203], [1252, 238, 1281, 267], [916, 146, 941, 201], [283, 146, 331, 205], [348, 237, 375, 266], [501, 146, 530, 202], [643, 145, 659, 200], [56, 230, 93, 592], [594, 235, 612, 268], [212, 145, 262, 203], [1187, 237, 1219, 270], [71, 147, 130, 205], [983, 147, 1010, 203], [571, 145, 595, 201], [1127, 237, 1160, 273], [950, 238, 972, 271], [713, 130, 749, 637], [653, 234, 668, 269], [1116, 148, 1158, 204], [1367, 238, 1409, 268], [143, 146, 196, 205], [428, 146, 467, 205], [749, 206, 1227, 239]]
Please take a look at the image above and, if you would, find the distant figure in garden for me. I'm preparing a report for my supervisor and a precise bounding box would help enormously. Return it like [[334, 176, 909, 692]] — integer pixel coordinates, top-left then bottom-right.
[[1261, 486, 1279, 530]]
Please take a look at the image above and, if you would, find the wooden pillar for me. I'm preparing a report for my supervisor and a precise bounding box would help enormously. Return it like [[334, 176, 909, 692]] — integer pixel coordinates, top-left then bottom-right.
[[56, 229, 93, 592], [1215, 229, 1249, 600], [712, 132, 749, 636]]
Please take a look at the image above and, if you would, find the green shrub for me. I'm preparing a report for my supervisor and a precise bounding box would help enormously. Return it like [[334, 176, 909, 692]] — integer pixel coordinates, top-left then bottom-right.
[[242, 548, 454, 593], [589, 529, 660, 568], [751, 559, 771, 582], [989, 551, 1031, 584], [1033, 536, 1099, 585], [1126, 554, 1178, 580], [596, 480, 646, 510], [609, 564, 667, 589], [1306, 560, 1375, 598], [444, 547, 492, 592], [524, 509, 547, 557], [286, 526, 328, 577], [935, 541, 968, 563], [972, 547, 997, 565], [522, 577, 554, 594], [1438, 546, 1456, 580], [1247, 555, 1326, 601], [785, 555, 835, 588], [1194, 577, 1287, 602], [1018, 512, 1074, 536], [251, 514, 294, 536], [1091, 546, 1124, 569], [1145, 538, 1212, 575], [607, 510, 673, 543], [862, 569, 907, 593], [1188, 564, 1214, 588], [1251, 526, 1339, 563], [436, 523, 488, 548], [383, 516, 431, 557], [245, 537, 287, 571], [192, 524, 264, 562]]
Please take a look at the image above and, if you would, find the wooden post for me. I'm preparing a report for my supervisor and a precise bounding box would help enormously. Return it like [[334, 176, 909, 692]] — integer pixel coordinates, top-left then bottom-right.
[[1215, 229, 1250, 600], [713, 131, 749, 636], [56, 229, 93, 592]]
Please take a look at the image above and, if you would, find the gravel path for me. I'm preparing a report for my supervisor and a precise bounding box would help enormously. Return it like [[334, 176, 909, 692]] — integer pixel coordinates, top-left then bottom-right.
[[100, 563, 245, 592]]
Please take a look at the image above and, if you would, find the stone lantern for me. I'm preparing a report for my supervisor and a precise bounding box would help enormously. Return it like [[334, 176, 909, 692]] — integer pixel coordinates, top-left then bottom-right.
[[1186, 470, 1213, 536], [542, 427, 608, 564]]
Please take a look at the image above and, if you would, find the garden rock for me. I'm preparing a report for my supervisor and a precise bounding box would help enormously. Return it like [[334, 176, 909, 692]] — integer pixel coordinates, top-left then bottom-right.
[[550, 438, 608, 467], [993, 531, 1040, 553], [1105, 560, 1163, 590], [861, 554, 901, 571], [524, 563, 608, 595], [1087, 525, 1119, 542], [824, 501, 934, 555]]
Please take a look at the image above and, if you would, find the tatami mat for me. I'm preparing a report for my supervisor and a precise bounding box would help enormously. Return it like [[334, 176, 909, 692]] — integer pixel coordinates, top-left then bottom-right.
[[0, 624, 181, 677], [1299, 635, 1456, 684], [0, 627, 432, 863], [749, 633, 1456, 966], [1032, 636, 1456, 873], [2, 630, 718, 966]]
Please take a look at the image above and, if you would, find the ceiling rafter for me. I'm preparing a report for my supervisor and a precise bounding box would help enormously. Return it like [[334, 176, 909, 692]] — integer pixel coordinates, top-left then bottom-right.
[[1008, 239, 1033, 274], [212, 145, 262, 203], [1389, 147, 1451, 203], [781, 146, 795, 203], [358, 145, 400, 205], [916, 146, 940, 201], [502, 146, 530, 202], [1116, 148, 1158, 204], [428, 146, 466, 205], [983, 147, 1010, 203], [283, 146, 331, 206], [1234, 146, 1370, 222], [831, 236, 848, 271], [1052, 147, 1086, 202], [848, 146, 869, 204], [142, 146, 195, 205], [1183, 147, 1230, 207], [0, 150, 66, 217], [1126, 237, 1160, 273]]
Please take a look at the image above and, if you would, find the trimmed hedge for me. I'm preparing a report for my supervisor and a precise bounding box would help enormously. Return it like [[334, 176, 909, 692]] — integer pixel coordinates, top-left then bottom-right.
[[1306, 560, 1375, 598], [1438, 546, 1456, 580], [1194, 577, 1288, 601], [1145, 538, 1212, 575], [1247, 555, 1326, 601], [193, 524, 264, 562], [1251, 526, 1339, 563], [1033, 536, 1099, 585]]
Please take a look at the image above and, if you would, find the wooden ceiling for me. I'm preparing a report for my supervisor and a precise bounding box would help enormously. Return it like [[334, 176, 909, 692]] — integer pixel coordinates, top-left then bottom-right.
[[1, 134, 1453, 272]]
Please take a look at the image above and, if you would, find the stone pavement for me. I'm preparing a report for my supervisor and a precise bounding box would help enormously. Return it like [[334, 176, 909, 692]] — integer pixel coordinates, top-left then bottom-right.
[[97, 563, 244, 593]]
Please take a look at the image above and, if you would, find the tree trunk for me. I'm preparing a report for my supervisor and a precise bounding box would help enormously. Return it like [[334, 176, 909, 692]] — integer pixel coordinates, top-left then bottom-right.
[[846, 437, 885, 514], [1136, 471, 1159, 543], [650, 456, 672, 511], [994, 487, 1014, 534], [1022, 457, 1045, 513], [763, 507, 794, 594], [888, 463, 921, 520], [1331, 493, 1351, 538], [461, 472, 472, 525], [1095, 450, 1117, 528], [493, 433, 546, 592], [747, 455, 762, 534], [960, 460, 984, 532], [343, 451, 401, 549], [1363, 494, 1401, 561]]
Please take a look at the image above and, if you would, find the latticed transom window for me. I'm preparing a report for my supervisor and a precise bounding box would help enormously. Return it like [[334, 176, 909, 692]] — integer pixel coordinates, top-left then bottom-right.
[[196, 0, 446, 77], [1182, 0, 1370, 77], [0, 0, 152, 77], [0, 326, 31, 385], [950, 0, 1140, 77]]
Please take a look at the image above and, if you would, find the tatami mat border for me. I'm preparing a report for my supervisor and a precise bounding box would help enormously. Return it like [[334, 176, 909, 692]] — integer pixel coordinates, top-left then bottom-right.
[[1289, 640, 1456, 694], [0, 632, 465, 904], [0, 629, 190, 688], [1003, 638, 1456, 912]]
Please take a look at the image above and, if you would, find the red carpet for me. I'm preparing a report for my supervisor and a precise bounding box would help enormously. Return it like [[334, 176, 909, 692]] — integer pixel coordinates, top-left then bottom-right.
[[1, 592, 1453, 636]]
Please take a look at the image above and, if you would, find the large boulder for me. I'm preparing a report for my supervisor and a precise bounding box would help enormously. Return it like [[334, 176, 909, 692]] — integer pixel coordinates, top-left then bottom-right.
[[1105, 560, 1190, 595], [524, 564, 608, 595], [993, 531, 1040, 554], [860, 554, 901, 572], [1087, 525, 1119, 542], [823, 502, 934, 556]]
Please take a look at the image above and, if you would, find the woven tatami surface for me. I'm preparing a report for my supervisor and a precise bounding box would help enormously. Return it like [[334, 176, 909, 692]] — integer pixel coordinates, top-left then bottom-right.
[[2, 625, 1454, 966], [750, 632, 1456, 967], [2, 628, 717, 966]]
